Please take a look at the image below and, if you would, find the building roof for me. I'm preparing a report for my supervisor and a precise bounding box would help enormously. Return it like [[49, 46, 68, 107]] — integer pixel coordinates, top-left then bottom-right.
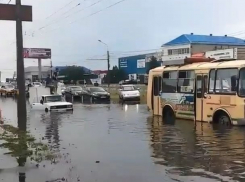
[[162, 34, 245, 46]]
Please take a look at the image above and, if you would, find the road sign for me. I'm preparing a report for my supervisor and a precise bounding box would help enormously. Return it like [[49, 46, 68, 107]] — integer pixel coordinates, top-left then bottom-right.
[[23, 48, 51, 59], [0, 3, 32, 21]]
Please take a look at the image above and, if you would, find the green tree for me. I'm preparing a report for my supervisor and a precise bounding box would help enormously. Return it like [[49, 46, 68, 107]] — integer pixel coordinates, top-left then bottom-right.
[[59, 66, 85, 82], [104, 66, 127, 84], [147, 56, 160, 74]]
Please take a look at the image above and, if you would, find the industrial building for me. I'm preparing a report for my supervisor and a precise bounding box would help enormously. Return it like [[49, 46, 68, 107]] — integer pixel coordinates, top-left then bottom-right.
[[161, 33, 245, 64], [118, 52, 162, 79]]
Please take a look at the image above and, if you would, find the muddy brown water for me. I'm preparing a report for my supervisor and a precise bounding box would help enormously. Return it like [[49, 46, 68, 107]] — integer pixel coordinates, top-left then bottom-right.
[[0, 88, 245, 182]]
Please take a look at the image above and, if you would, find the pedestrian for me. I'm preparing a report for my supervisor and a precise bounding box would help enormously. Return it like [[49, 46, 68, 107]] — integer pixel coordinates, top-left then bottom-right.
[[45, 74, 51, 87]]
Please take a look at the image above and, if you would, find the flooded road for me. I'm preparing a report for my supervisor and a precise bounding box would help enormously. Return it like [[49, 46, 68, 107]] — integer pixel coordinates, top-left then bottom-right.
[[0, 88, 245, 181]]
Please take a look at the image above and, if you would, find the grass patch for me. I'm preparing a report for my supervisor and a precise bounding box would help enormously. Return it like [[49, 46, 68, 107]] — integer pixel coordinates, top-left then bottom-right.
[[0, 124, 57, 164]]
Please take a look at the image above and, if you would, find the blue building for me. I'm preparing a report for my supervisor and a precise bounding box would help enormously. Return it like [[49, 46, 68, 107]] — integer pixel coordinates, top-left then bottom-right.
[[118, 53, 162, 77]]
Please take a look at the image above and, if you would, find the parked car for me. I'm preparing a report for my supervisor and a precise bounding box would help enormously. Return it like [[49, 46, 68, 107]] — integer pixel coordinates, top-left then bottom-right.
[[31, 95, 73, 112], [32, 82, 42, 87], [85, 87, 110, 102], [65, 86, 86, 96], [0, 84, 16, 96], [118, 85, 140, 101]]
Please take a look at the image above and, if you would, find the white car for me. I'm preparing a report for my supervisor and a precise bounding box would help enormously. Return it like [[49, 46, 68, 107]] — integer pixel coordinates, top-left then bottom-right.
[[31, 95, 73, 112], [32, 82, 42, 87], [118, 85, 140, 101]]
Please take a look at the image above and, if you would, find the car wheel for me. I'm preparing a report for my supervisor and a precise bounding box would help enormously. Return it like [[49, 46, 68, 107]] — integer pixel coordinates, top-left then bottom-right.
[[45, 108, 49, 112]]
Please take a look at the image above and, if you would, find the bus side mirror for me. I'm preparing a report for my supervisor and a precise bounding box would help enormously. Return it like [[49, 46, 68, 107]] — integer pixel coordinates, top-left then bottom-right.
[[40, 100, 44, 104]]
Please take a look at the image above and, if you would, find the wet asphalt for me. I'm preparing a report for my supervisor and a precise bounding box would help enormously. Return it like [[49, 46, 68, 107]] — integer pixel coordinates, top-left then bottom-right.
[[0, 87, 245, 182]]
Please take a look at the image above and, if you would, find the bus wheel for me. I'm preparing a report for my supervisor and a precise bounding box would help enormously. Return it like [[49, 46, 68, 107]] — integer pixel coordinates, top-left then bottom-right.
[[214, 111, 231, 126], [218, 114, 231, 126], [162, 106, 175, 124]]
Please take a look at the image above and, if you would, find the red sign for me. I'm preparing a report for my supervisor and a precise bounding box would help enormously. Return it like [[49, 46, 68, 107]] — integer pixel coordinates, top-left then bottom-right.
[[0, 3, 32, 21], [23, 48, 51, 59]]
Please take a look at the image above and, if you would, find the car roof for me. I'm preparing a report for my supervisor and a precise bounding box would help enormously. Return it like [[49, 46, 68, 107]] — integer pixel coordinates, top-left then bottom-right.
[[68, 86, 82, 88], [42, 95, 62, 97], [87, 87, 104, 89], [121, 85, 135, 87]]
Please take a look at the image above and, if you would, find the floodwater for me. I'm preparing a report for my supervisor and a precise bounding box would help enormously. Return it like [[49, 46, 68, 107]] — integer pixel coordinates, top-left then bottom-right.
[[0, 88, 245, 182]]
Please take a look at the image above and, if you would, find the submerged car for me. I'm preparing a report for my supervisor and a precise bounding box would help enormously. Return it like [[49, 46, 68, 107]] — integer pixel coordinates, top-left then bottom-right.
[[65, 86, 86, 96], [85, 87, 110, 102], [118, 85, 140, 101], [0, 84, 16, 96], [32, 82, 42, 87], [31, 95, 73, 112]]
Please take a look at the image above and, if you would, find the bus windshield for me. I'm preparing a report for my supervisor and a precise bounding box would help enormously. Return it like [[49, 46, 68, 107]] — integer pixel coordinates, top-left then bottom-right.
[[239, 68, 245, 96]]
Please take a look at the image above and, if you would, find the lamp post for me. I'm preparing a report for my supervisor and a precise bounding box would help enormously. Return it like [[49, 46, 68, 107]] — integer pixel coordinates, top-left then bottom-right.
[[98, 40, 110, 92]]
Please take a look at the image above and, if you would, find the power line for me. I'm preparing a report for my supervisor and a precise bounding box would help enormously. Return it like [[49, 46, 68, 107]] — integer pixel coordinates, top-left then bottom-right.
[[38, 0, 104, 31], [45, 0, 78, 20], [34, 0, 129, 35]]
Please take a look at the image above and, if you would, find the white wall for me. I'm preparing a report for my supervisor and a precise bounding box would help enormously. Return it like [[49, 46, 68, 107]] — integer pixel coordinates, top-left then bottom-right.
[[161, 44, 191, 61]]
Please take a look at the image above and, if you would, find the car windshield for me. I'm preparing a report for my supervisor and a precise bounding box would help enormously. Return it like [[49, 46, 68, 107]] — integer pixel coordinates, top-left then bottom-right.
[[90, 87, 105, 92], [71, 87, 82, 91], [5, 85, 14, 89], [122, 86, 135, 91], [46, 96, 62, 102]]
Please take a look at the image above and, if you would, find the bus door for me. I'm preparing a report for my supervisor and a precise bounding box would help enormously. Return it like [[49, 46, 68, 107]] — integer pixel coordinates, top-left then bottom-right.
[[195, 74, 208, 121], [152, 76, 162, 115]]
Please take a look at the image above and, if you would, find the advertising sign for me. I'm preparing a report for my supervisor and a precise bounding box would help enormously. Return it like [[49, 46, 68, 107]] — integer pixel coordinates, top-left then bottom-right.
[[119, 59, 127, 68], [0, 4, 32, 21], [137, 59, 145, 68], [23, 48, 51, 59], [205, 48, 237, 60]]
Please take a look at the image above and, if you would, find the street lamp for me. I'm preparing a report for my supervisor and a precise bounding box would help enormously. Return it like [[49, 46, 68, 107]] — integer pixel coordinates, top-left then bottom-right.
[[98, 40, 108, 50], [98, 40, 110, 92]]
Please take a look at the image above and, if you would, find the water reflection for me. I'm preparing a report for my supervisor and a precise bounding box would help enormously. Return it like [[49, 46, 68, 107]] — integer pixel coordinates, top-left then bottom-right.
[[147, 116, 245, 181], [44, 113, 62, 152]]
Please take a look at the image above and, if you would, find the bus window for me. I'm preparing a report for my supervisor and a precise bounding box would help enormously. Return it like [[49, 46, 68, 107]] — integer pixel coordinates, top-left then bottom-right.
[[208, 69, 215, 93], [196, 75, 202, 98], [153, 77, 161, 96], [215, 68, 238, 94], [178, 70, 195, 93], [162, 71, 177, 93], [239, 68, 245, 96]]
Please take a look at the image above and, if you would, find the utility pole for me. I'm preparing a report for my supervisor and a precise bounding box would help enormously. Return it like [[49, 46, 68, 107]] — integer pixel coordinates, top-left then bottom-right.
[[50, 59, 53, 77], [16, 0, 27, 131], [107, 50, 110, 92], [98, 40, 110, 92]]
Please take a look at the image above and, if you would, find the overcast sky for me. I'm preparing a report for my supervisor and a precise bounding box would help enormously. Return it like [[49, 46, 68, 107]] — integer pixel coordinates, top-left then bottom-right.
[[1, 0, 245, 79]]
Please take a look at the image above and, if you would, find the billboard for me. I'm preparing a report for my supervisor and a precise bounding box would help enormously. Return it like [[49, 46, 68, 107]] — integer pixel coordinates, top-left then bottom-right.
[[23, 48, 51, 59], [0, 4, 32, 21], [205, 48, 237, 60], [137, 59, 145, 68]]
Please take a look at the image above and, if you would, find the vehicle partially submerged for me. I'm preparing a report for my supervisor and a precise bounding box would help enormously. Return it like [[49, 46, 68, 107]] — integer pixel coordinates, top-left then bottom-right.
[[31, 95, 73, 112]]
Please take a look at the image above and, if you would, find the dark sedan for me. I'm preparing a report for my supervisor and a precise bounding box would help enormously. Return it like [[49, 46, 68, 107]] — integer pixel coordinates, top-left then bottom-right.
[[86, 87, 110, 102]]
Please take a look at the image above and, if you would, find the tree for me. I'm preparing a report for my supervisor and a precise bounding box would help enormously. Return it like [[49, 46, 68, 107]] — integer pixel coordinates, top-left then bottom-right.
[[147, 56, 160, 74], [104, 66, 127, 84], [59, 66, 85, 82]]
